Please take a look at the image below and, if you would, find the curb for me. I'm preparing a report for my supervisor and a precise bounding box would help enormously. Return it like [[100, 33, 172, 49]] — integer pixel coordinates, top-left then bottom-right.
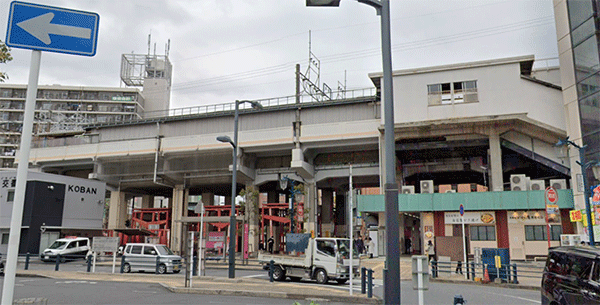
[[161, 283, 383, 304], [430, 278, 540, 291]]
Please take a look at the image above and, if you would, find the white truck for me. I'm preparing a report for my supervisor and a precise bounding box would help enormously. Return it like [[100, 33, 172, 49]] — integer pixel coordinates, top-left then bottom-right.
[[258, 237, 360, 284]]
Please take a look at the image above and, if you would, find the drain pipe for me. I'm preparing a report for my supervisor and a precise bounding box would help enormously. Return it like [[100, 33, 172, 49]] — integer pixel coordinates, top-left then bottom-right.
[[153, 122, 171, 188]]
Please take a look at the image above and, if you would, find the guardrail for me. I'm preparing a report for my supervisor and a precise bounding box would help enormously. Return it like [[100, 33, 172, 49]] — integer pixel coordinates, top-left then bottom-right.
[[430, 260, 544, 284]]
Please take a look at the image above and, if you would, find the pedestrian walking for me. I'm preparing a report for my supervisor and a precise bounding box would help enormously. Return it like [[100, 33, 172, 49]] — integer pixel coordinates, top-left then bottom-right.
[[455, 261, 463, 274]]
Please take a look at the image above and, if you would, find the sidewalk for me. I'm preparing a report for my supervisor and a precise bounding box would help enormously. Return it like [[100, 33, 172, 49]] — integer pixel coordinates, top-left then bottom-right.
[[361, 255, 541, 290]]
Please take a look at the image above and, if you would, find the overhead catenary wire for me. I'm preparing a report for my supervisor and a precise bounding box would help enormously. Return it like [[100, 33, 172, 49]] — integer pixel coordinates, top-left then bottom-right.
[[171, 15, 555, 92]]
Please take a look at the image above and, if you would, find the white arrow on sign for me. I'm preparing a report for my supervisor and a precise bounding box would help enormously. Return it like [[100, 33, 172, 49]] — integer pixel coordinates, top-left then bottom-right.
[[16, 13, 92, 45]]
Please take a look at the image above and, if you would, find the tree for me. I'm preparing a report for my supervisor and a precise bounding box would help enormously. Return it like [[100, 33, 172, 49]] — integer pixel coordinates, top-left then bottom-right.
[[0, 40, 12, 82]]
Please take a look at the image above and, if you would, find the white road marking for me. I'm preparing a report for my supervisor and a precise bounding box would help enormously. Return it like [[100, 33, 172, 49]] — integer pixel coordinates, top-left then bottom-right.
[[486, 291, 541, 304], [242, 274, 265, 278]]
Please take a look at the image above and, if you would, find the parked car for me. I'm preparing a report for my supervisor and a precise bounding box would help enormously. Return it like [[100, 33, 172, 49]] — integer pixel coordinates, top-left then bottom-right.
[[121, 243, 182, 274], [0, 252, 5, 275], [542, 246, 600, 305], [40, 236, 91, 262]]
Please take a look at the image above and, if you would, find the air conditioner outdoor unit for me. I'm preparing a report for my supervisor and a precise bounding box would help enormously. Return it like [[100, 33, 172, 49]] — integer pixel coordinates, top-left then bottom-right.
[[510, 174, 528, 191], [401, 185, 415, 194], [550, 179, 567, 190], [529, 180, 545, 191], [420, 180, 434, 194], [445, 190, 456, 193]]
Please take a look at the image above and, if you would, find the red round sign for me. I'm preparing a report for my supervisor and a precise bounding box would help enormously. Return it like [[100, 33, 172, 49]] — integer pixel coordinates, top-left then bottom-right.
[[546, 188, 558, 204]]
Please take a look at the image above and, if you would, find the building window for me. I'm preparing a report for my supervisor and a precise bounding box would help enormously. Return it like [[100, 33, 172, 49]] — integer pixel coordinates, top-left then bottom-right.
[[525, 225, 562, 241], [1, 233, 8, 244], [470, 225, 495, 241], [7, 190, 14, 202], [428, 80, 478, 106]]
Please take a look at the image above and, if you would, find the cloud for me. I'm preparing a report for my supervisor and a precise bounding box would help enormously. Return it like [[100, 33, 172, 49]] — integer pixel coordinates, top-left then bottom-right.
[[0, 0, 558, 109]]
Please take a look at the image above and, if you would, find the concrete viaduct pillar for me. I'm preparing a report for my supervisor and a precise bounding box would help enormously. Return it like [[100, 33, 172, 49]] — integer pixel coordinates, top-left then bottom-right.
[[170, 185, 188, 254], [141, 195, 154, 209], [108, 189, 127, 230], [489, 131, 504, 192], [321, 189, 334, 237]]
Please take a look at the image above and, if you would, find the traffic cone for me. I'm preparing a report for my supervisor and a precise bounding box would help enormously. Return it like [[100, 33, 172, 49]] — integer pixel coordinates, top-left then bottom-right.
[[483, 267, 490, 283]]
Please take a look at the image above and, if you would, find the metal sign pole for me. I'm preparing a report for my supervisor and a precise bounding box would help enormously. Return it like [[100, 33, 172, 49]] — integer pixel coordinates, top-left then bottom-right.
[[1, 50, 42, 305], [349, 165, 353, 295], [545, 187, 551, 248], [461, 214, 467, 280], [197, 201, 204, 276]]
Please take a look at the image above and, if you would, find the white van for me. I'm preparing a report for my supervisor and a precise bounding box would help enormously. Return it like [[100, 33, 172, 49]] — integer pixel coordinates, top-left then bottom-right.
[[122, 243, 182, 274], [40, 237, 91, 262]]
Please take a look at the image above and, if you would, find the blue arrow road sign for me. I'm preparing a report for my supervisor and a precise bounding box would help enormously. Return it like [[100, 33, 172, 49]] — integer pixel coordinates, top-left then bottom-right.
[[6, 1, 99, 56]]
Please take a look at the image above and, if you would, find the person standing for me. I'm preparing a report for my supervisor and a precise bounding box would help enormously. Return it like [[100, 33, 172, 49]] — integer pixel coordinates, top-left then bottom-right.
[[366, 237, 375, 258], [267, 236, 274, 254], [426, 240, 435, 261], [355, 234, 365, 254]]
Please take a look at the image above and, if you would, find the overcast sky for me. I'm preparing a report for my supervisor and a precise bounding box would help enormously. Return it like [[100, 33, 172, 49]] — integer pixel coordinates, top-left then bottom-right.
[[0, 0, 558, 109]]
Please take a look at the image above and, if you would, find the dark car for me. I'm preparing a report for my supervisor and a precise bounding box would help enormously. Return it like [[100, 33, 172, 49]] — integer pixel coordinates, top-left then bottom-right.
[[542, 246, 600, 305], [0, 253, 5, 275]]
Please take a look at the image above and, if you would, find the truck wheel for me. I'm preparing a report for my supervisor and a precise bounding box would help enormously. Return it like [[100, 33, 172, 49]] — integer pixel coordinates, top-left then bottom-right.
[[315, 269, 328, 284], [273, 265, 286, 281], [336, 279, 347, 284]]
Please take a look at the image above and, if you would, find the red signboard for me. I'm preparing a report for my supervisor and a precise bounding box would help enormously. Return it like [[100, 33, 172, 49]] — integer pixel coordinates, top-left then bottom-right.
[[546, 187, 558, 204]]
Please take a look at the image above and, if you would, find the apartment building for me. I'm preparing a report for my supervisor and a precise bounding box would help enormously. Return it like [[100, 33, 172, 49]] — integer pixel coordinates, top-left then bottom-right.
[[0, 84, 145, 169]]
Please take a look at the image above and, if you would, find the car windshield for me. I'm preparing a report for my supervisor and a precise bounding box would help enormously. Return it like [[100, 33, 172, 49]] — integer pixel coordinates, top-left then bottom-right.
[[337, 239, 359, 259], [156, 245, 174, 255], [48, 241, 67, 250]]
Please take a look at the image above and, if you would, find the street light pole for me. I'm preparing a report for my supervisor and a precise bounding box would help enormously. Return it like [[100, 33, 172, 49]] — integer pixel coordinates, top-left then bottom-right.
[[557, 138, 595, 246], [379, 2, 401, 303], [306, 1, 399, 304], [217, 100, 263, 279]]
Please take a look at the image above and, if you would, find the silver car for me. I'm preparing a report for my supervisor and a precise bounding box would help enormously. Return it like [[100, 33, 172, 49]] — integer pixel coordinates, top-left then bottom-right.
[[121, 243, 182, 274]]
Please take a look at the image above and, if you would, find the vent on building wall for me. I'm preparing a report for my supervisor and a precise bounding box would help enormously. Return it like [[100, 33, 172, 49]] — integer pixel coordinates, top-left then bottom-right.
[[550, 179, 567, 190], [420, 180, 434, 194], [401, 186, 415, 194], [529, 180, 545, 191], [510, 174, 528, 191]]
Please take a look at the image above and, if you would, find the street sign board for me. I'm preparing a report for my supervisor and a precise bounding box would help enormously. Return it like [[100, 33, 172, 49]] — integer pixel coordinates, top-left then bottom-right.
[[92, 237, 118, 253], [546, 187, 558, 204], [6, 1, 99, 56], [459, 204, 464, 216]]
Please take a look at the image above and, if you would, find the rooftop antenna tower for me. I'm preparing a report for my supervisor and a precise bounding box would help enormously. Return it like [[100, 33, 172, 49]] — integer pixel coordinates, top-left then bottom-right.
[[120, 33, 173, 112]]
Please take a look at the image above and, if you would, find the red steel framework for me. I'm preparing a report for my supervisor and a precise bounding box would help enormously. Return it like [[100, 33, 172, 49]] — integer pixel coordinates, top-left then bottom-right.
[[260, 202, 304, 253], [116, 202, 304, 252]]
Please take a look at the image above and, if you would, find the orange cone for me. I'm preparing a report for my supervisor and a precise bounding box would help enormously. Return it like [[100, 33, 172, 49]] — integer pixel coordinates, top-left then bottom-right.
[[483, 267, 490, 283]]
